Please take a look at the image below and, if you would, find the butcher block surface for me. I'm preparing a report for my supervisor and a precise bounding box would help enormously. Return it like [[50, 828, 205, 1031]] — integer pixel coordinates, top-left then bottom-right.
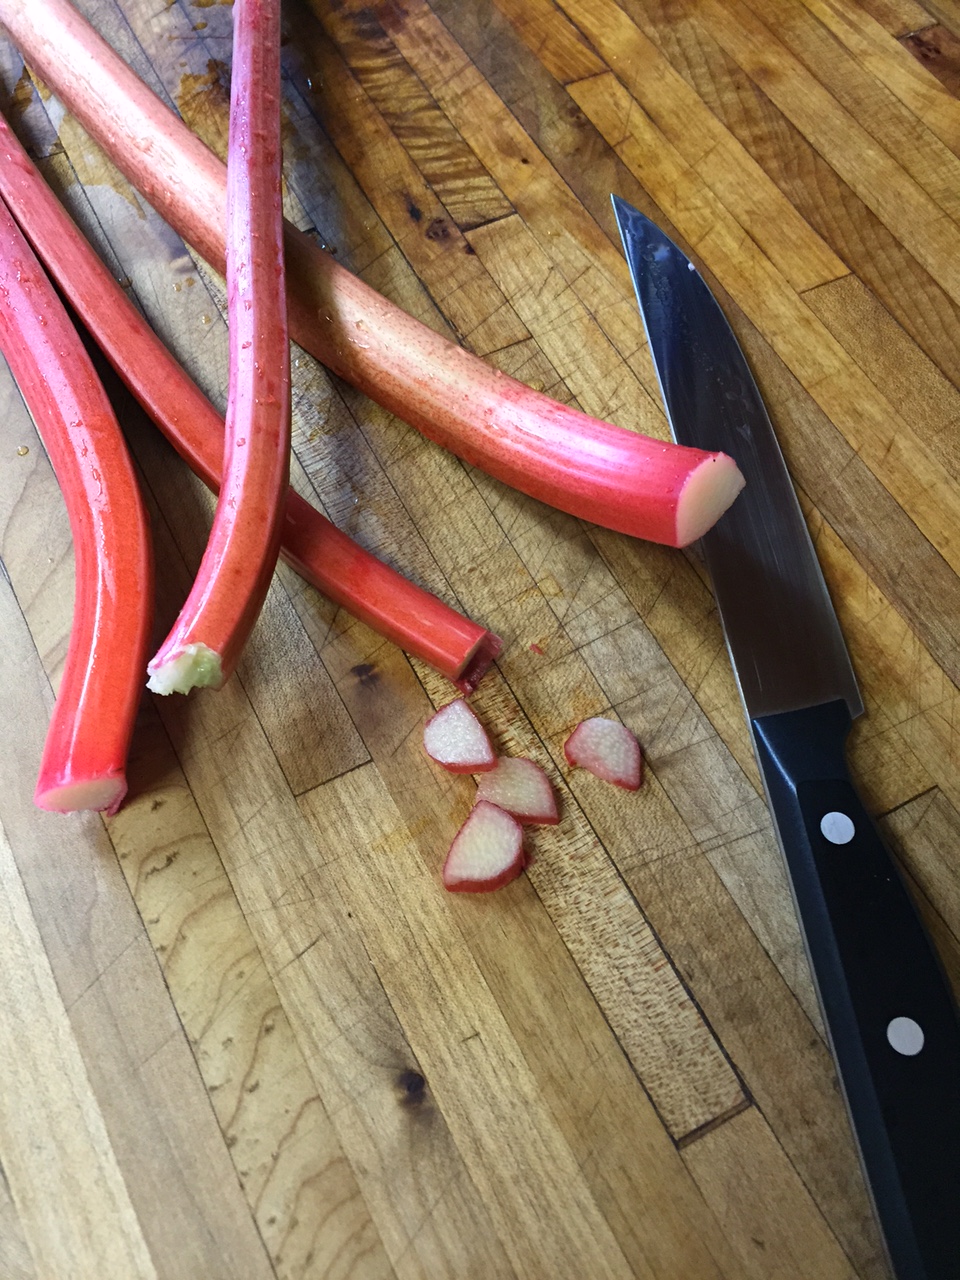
[[1, 0, 960, 1276]]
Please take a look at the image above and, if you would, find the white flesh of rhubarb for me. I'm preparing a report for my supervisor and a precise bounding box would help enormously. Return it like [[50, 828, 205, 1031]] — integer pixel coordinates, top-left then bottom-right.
[[564, 717, 642, 790], [37, 776, 126, 814], [476, 756, 558, 824], [675, 453, 746, 546], [423, 699, 495, 772], [442, 801, 525, 892]]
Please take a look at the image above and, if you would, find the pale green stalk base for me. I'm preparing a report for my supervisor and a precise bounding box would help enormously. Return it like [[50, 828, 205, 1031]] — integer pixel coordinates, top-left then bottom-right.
[[146, 643, 223, 696]]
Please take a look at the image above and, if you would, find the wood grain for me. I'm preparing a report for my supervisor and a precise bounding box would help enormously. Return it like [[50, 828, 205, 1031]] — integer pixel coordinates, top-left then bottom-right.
[[1, 0, 959, 1275]]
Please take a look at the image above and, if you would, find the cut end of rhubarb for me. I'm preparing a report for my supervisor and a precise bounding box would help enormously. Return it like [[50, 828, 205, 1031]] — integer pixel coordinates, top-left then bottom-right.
[[146, 643, 223, 695], [476, 756, 559, 824], [674, 452, 745, 546], [564, 717, 642, 790], [442, 800, 526, 893], [423, 698, 496, 773], [35, 773, 127, 815], [453, 630, 504, 695]]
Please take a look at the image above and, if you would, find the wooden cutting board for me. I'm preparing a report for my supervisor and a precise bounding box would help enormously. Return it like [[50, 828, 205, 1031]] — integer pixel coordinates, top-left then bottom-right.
[[1, 0, 959, 1276]]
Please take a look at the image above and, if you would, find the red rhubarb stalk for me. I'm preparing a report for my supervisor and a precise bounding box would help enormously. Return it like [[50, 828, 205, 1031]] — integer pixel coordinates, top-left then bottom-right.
[[145, 0, 289, 694], [0, 0, 745, 547], [0, 114, 500, 692], [0, 194, 152, 814]]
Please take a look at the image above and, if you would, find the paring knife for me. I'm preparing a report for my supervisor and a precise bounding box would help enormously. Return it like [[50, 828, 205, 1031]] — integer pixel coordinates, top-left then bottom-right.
[[612, 195, 960, 1280]]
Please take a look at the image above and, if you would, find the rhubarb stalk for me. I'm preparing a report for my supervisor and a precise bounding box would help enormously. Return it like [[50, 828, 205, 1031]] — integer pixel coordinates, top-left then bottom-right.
[[475, 757, 559, 825], [0, 194, 152, 814], [0, 0, 745, 547], [0, 113, 500, 692], [564, 718, 643, 790], [442, 801, 527, 893], [423, 699, 496, 773], [145, 0, 289, 694]]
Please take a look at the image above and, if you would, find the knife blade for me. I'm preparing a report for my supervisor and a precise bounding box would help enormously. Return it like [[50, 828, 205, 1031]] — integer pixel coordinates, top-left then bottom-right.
[[612, 194, 960, 1280]]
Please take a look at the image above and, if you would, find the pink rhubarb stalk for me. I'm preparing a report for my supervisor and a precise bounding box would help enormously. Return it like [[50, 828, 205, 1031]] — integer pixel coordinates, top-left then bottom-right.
[[0, 194, 152, 814], [146, 0, 289, 694], [0, 114, 499, 693], [0, 0, 745, 547]]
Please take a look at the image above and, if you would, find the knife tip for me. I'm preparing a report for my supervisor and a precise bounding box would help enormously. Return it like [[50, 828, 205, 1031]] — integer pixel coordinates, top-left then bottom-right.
[[610, 192, 634, 223], [610, 194, 659, 246]]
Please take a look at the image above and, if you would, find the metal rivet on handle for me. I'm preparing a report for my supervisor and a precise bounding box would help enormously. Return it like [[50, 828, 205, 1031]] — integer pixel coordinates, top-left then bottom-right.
[[820, 811, 855, 844], [887, 1017, 925, 1056]]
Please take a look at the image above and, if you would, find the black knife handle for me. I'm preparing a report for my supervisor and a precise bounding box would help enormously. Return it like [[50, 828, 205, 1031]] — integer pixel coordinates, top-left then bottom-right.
[[752, 699, 960, 1280]]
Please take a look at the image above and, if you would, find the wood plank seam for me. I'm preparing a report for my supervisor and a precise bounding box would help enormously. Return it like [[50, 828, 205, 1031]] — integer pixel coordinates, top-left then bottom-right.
[[675, 1096, 757, 1150]]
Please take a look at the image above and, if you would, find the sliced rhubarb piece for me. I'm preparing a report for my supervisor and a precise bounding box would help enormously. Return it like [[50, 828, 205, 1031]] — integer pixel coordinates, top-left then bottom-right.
[[0, 112, 500, 693], [442, 801, 526, 893], [146, 0, 289, 694], [423, 699, 496, 774], [476, 757, 559, 825], [564, 718, 643, 790], [0, 194, 152, 814], [0, 0, 745, 548]]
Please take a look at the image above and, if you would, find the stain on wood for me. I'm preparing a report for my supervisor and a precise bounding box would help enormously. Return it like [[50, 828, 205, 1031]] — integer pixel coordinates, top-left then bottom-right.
[[901, 22, 960, 93]]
